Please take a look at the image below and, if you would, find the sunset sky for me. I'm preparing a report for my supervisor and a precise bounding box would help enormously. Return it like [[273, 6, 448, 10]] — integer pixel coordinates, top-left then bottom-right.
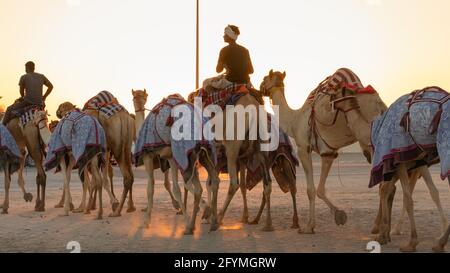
[[1, 0, 450, 117]]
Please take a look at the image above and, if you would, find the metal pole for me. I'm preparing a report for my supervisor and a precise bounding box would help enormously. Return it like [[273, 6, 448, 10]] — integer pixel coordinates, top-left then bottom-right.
[[196, 0, 199, 89]]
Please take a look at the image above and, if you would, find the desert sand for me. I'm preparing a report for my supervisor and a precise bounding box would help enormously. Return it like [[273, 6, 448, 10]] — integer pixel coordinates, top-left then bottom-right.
[[1, 153, 449, 253]]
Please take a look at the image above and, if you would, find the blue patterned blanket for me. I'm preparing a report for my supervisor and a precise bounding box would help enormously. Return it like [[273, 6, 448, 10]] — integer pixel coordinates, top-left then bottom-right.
[[44, 109, 107, 180], [0, 124, 21, 173], [134, 94, 217, 182], [370, 87, 450, 187]]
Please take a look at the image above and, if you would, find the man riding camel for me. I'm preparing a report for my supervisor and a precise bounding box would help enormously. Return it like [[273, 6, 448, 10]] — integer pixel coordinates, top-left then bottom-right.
[[203, 25, 254, 91], [2, 61, 53, 125]]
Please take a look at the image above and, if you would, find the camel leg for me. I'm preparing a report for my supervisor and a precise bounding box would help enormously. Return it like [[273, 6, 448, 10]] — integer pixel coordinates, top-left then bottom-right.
[[376, 180, 396, 245], [60, 158, 75, 217], [168, 159, 189, 224], [391, 170, 420, 235], [110, 156, 134, 216], [1, 163, 11, 214], [200, 153, 220, 232], [143, 155, 155, 228], [164, 170, 182, 213], [397, 165, 419, 252], [433, 224, 450, 253], [249, 194, 266, 225], [73, 173, 89, 213], [17, 154, 33, 203], [183, 187, 189, 212], [201, 176, 212, 222], [289, 182, 300, 229], [218, 142, 241, 224], [297, 146, 315, 234], [99, 161, 117, 211], [371, 186, 383, 235], [259, 154, 274, 232], [184, 169, 203, 235], [106, 152, 115, 198], [239, 166, 249, 224], [317, 155, 347, 226], [91, 157, 104, 220], [420, 167, 448, 233]]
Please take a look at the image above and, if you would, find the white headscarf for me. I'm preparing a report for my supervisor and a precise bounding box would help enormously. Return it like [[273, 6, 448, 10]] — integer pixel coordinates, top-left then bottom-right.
[[224, 25, 238, 41]]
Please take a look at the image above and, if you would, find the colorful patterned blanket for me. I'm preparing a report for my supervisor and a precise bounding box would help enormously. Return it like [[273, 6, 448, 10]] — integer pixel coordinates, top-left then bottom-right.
[[0, 124, 21, 173], [15, 105, 45, 127], [83, 91, 128, 119], [370, 87, 450, 188], [134, 94, 217, 182], [44, 109, 107, 180], [197, 84, 262, 109]]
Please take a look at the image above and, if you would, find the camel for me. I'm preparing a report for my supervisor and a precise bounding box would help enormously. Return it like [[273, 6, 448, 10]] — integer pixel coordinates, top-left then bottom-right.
[[259, 68, 386, 233], [330, 86, 450, 252], [45, 102, 116, 219], [132, 89, 182, 213], [135, 94, 221, 235], [5, 106, 46, 211], [0, 124, 22, 214], [83, 91, 133, 217]]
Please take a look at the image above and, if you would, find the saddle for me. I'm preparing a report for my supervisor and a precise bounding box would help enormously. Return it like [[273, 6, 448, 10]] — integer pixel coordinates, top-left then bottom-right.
[[151, 94, 187, 127], [14, 105, 45, 127], [83, 91, 127, 119], [199, 84, 263, 109], [400, 87, 450, 135]]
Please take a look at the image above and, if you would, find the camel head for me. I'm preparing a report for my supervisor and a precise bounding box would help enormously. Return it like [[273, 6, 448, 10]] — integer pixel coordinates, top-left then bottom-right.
[[49, 120, 60, 133], [260, 70, 286, 98], [56, 102, 77, 119], [132, 89, 148, 112], [329, 87, 373, 163], [33, 110, 49, 128]]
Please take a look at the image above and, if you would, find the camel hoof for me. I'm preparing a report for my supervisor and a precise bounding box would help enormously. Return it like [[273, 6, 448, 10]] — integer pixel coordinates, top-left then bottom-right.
[[334, 210, 348, 226], [97, 215, 103, 220], [176, 210, 183, 215], [248, 220, 259, 225], [70, 203, 75, 211], [371, 225, 380, 235], [210, 223, 219, 232], [202, 206, 211, 220], [172, 200, 181, 211], [112, 202, 119, 211], [73, 208, 85, 214], [60, 213, 69, 217], [400, 244, 417, 253], [54, 203, 64, 209], [375, 235, 390, 245], [291, 222, 300, 229], [109, 212, 121, 218], [432, 245, 446, 253], [141, 207, 148, 212], [262, 226, 274, 232], [298, 227, 315, 234], [23, 193, 33, 202], [391, 229, 402, 236], [126, 206, 136, 213], [84, 210, 91, 215], [1, 209, 8, 215], [184, 229, 194, 236]]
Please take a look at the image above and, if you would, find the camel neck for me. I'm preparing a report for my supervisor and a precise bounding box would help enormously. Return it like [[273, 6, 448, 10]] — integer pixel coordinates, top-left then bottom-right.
[[270, 88, 297, 135], [343, 109, 371, 146], [38, 122, 52, 146], [134, 106, 146, 135]]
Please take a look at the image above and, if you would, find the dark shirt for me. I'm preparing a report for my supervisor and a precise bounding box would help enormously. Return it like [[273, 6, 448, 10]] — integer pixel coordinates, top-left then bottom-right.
[[18, 72, 50, 105], [217, 43, 254, 84]]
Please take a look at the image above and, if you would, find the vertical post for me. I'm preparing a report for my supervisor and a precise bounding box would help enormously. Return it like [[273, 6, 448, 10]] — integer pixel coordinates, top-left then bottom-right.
[[196, 0, 199, 90]]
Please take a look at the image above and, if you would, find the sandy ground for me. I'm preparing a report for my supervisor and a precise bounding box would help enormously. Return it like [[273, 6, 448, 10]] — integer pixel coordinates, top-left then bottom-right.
[[0, 153, 449, 253]]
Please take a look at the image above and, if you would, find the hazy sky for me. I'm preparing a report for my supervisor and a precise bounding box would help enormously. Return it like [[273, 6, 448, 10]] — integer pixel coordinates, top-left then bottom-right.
[[1, 0, 450, 116]]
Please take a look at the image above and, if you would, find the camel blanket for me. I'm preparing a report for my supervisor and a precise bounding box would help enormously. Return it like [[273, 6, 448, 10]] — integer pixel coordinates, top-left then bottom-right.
[[0, 124, 21, 173], [83, 91, 128, 119], [44, 109, 107, 180], [16, 105, 45, 127], [197, 84, 263, 109], [370, 87, 450, 188], [134, 95, 217, 182]]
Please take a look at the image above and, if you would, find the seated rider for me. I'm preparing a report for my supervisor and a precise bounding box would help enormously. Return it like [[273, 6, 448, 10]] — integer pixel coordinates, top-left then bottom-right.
[[203, 25, 254, 92], [2, 61, 53, 125]]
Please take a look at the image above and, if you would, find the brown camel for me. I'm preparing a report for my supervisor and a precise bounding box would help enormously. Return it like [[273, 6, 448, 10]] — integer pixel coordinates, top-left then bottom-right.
[[330, 86, 449, 252], [48, 103, 116, 219], [136, 94, 220, 235], [83, 92, 133, 217], [259, 68, 386, 233], [132, 89, 182, 212], [5, 109, 46, 211]]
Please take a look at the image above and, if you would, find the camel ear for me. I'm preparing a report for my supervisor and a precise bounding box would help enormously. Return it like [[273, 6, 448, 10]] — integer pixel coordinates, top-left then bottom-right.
[[282, 71, 286, 80], [132, 89, 135, 95], [144, 89, 147, 94], [269, 69, 274, 77]]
